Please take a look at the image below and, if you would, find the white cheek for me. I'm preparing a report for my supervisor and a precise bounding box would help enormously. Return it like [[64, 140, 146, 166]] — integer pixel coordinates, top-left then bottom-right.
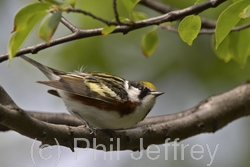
[[124, 81, 140, 102]]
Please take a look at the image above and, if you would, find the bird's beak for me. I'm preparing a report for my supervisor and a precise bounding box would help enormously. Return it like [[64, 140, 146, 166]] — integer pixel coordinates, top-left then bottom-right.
[[151, 91, 164, 97]]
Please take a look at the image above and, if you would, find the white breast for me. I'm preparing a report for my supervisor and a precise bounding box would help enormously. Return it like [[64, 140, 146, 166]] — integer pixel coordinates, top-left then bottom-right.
[[57, 90, 156, 129]]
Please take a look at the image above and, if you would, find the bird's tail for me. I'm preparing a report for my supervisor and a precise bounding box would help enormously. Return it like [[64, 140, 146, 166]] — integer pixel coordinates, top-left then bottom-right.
[[21, 55, 65, 80]]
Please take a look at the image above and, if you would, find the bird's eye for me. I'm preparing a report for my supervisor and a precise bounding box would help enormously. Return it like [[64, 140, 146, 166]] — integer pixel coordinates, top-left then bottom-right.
[[138, 86, 143, 90], [129, 81, 145, 91], [138, 87, 150, 99]]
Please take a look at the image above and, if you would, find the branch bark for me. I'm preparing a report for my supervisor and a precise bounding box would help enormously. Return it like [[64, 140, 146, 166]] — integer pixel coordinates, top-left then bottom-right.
[[1, 81, 250, 151]]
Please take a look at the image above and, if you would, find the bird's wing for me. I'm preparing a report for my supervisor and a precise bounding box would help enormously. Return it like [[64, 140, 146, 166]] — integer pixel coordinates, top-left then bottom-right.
[[37, 73, 126, 103]]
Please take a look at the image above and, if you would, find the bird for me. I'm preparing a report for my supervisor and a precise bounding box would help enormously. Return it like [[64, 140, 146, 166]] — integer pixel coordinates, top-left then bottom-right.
[[21, 55, 163, 132]]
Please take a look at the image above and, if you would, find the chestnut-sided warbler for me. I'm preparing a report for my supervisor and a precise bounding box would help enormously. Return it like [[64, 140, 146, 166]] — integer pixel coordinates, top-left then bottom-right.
[[21, 55, 163, 131]]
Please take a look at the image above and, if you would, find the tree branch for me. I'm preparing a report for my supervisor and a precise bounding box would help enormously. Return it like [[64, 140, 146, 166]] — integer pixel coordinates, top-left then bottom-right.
[[139, 0, 174, 14], [60, 16, 78, 33], [160, 22, 250, 34], [0, 0, 226, 63], [66, 8, 119, 26], [1, 81, 250, 151], [139, 0, 217, 29], [0, 111, 85, 132]]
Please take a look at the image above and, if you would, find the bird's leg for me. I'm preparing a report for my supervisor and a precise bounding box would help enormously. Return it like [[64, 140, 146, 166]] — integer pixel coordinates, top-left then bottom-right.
[[72, 111, 97, 136]]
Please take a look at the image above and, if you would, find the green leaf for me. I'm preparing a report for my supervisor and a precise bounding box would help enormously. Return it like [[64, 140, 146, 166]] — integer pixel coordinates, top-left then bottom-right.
[[178, 15, 201, 46], [67, 0, 77, 8], [213, 35, 232, 63], [102, 25, 116, 36], [132, 11, 148, 21], [102, 17, 130, 36], [122, 0, 140, 13], [8, 2, 51, 60], [214, 28, 250, 66], [59, 0, 77, 8], [38, 11, 62, 42], [117, 17, 131, 23], [42, 0, 76, 8], [230, 28, 250, 66], [239, 5, 250, 19], [141, 29, 158, 57], [215, 0, 250, 48]]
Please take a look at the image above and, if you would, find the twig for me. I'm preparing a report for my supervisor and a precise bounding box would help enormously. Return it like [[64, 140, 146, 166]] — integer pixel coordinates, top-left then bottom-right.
[[67, 8, 116, 26], [232, 23, 250, 31], [60, 16, 79, 33], [113, 0, 121, 24], [139, 0, 174, 13]]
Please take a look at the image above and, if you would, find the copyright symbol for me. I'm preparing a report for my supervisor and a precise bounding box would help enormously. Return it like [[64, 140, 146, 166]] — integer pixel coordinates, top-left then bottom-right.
[[30, 138, 61, 166]]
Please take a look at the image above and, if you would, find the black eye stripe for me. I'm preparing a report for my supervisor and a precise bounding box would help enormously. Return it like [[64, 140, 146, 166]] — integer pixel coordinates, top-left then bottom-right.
[[129, 81, 151, 100], [138, 87, 150, 100]]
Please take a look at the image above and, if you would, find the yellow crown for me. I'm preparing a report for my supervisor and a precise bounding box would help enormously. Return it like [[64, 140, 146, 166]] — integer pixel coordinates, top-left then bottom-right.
[[139, 81, 156, 90]]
